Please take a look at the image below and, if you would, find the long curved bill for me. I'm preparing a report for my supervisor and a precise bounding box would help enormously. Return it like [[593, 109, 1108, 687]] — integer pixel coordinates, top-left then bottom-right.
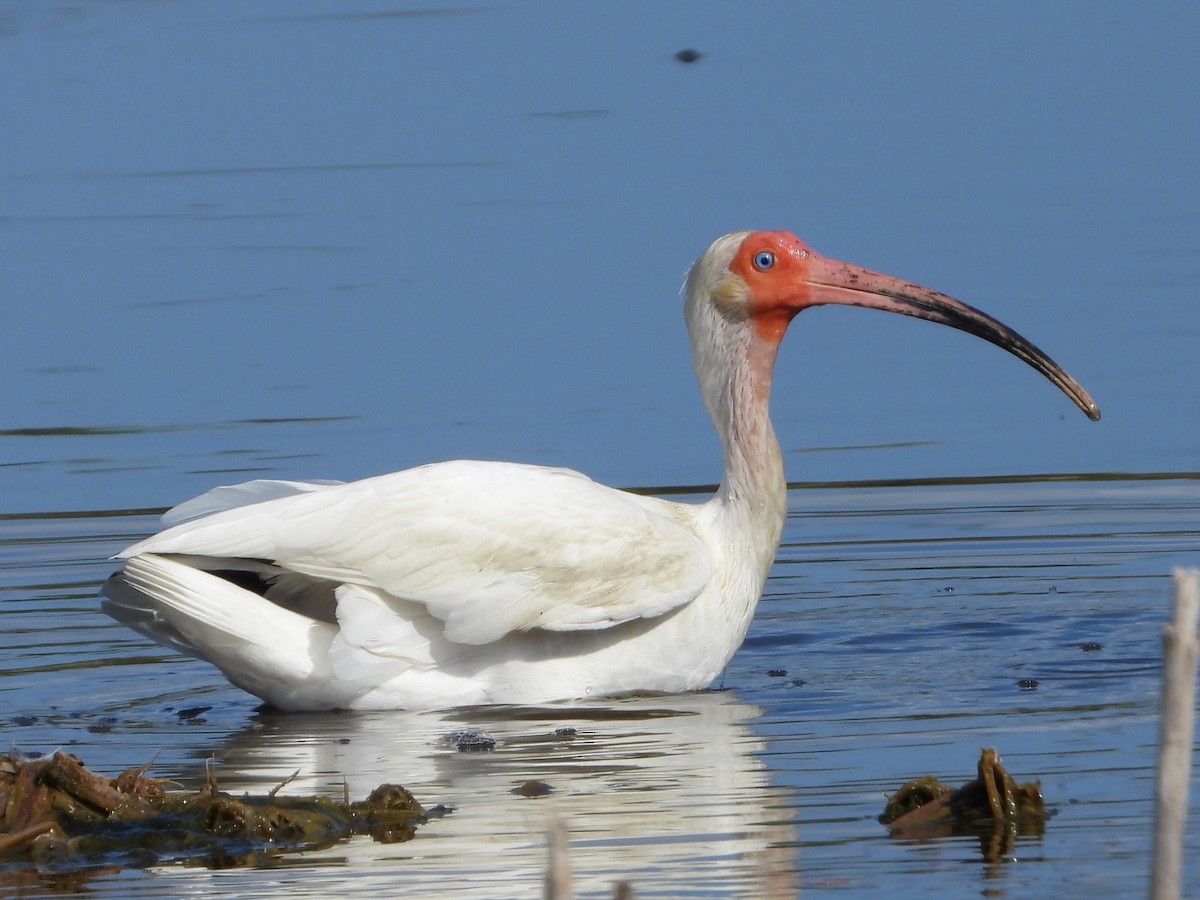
[[803, 253, 1100, 421]]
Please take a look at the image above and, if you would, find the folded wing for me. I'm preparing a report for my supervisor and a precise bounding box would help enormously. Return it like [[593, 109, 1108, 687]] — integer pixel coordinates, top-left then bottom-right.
[[119, 461, 711, 646]]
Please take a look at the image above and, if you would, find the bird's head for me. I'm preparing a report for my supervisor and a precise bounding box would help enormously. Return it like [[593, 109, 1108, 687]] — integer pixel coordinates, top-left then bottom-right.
[[685, 230, 1100, 421]]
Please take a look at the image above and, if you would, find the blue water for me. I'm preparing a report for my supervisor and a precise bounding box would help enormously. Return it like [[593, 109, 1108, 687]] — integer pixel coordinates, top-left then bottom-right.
[[4, 1, 1198, 515], [1, 2, 1198, 896]]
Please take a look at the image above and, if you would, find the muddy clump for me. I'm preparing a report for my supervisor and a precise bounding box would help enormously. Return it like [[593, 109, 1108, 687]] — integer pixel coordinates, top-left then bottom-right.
[[0, 749, 427, 872], [880, 747, 1047, 861]]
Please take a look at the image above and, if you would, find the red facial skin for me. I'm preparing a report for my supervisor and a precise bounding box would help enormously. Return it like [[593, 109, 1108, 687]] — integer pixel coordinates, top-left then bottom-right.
[[726, 230, 1100, 420]]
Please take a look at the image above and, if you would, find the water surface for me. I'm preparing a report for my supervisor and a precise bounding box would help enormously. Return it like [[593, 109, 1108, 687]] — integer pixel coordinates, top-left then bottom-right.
[[3, 475, 1197, 896], [1, 1, 1198, 896]]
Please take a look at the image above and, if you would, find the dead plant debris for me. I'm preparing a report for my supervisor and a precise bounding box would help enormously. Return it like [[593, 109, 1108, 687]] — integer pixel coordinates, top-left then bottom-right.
[[880, 747, 1047, 861], [0, 749, 427, 873]]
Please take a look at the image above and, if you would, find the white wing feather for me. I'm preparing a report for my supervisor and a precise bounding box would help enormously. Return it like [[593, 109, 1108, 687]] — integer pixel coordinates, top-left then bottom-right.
[[120, 461, 711, 646], [161, 478, 345, 527]]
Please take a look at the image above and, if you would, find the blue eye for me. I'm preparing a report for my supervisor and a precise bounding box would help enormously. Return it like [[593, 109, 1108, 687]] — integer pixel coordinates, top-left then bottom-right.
[[753, 250, 776, 271]]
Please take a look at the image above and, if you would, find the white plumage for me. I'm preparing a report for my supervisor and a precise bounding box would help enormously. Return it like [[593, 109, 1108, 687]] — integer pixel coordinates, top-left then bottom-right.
[[103, 230, 1098, 710]]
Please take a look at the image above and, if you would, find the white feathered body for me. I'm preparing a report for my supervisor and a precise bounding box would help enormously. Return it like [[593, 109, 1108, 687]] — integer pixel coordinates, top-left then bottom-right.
[[104, 459, 785, 711]]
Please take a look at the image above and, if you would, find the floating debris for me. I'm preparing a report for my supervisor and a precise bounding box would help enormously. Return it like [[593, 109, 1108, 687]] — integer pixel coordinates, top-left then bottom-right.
[[512, 780, 554, 798], [880, 748, 1047, 861], [443, 729, 497, 752], [0, 750, 427, 872]]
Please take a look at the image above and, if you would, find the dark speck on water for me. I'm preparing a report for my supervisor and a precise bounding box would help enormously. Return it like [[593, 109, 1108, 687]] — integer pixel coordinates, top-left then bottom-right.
[[674, 48, 702, 63], [1018, 679, 1039, 691]]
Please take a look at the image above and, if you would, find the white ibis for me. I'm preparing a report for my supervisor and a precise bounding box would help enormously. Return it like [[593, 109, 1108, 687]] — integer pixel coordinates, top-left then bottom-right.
[[102, 231, 1099, 711]]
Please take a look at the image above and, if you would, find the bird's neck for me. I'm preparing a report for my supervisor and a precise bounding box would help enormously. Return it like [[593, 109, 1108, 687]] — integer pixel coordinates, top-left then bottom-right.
[[714, 337, 788, 557]]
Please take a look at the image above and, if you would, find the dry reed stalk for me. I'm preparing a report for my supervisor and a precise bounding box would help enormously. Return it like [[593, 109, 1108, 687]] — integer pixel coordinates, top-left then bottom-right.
[[1150, 568, 1199, 900]]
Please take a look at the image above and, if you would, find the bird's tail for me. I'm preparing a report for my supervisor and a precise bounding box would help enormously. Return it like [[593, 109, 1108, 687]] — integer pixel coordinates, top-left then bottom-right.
[[101, 554, 339, 706]]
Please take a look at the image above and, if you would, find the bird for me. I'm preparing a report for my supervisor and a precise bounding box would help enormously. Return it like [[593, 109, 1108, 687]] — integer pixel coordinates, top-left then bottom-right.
[[102, 231, 1100, 711]]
